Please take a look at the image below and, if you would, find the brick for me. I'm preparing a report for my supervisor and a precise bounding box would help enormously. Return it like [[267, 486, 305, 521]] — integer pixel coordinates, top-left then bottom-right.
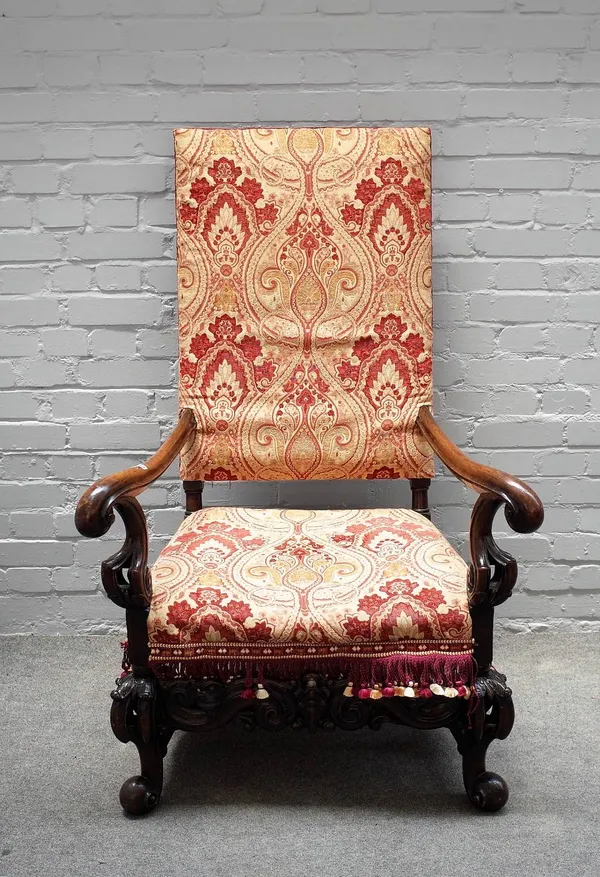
[[50, 391, 98, 420], [579, 510, 600, 533], [98, 54, 149, 85], [570, 567, 600, 591], [70, 422, 161, 450], [38, 197, 85, 228], [303, 53, 352, 83], [203, 52, 302, 85], [0, 94, 53, 123], [460, 53, 509, 83], [0, 541, 73, 567], [0, 199, 32, 228], [19, 20, 119, 51], [542, 390, 588, 416], [536, 125, 584, 154], [11, 166, 60, 194], [41, 328, 89, 357], [320, 0, 369, 10], [71, 163, 167, 194], [113, 0, 212, 12], [157, 92, 256, 123], [570, 90, 600, 118], [0, 330, 38, 357], [51, 264, 92, 291], [89, 329, 136, 357], [446, 261, 494, 292], [0, 423, 66, 451], [79, 360, 171, 388], [565, 53, 600, 83], [43, 129, 91, 160], [436, 194, 487, 222], [473, 420, 563, 448], [2, 456, 49, 480], [538, 193, 588, 225], [258, 91, 359, 122], [464, 89, 563, 119], [95, 264, 141, 290], [56, 93, 154, 122], [487, 124, 537, 154], [524, 565, 570, 592], [0, 130, 42, 160], [488, 193, 534, 222], [362, 90, 461, 122], [0, 55, 38, 88], [553, 534, 600, 562], [4, 568, 53, 594], [89, 198, 138, 229], [123, 20, 227, 51], [2, 297, 60, 327], [219, 0, 263, 11], [354, 53, 410, 84], [512, 52, 560, 83], [67, 231, 164, 260], [442, 126, 487, 156], [68, 295, 161, 326], [474, 228, 569, 256], [0, 482, 66, 511], [567, 420, 600, 446], [92, 129, 141, 157], [11, 513, 54, 539], [563, 358, 598, 385], [42, 54, 97, 86], [573, 164, 600, 190], [464, 357, 561, 386], [473, 158, 569, 189], [1, 391, 40, 420], [151, 53, 202, 85], [573, 230, 600, 255], [499, 325, 545, 353], [16, 360, 70, 387], [138, 328, 177, 358], [409, 53, 460, 84], [103, 390, 152, 418], [142, 197, 175, 227], [495, 260, 545, 289]]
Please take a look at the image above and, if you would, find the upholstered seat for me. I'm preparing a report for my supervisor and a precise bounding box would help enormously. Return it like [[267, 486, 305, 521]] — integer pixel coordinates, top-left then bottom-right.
[[148, 506, 473, 693]]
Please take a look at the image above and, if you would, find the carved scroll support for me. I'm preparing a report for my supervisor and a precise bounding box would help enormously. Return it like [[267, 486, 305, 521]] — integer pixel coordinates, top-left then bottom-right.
[[450, 667, 514, 812]]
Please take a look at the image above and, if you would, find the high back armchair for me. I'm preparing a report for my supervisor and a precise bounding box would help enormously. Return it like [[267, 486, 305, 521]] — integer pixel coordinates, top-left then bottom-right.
[[76, 126, 543, 816]]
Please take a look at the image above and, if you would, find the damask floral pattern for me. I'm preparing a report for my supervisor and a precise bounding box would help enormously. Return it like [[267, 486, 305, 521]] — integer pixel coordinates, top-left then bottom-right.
[[148, 507, 472, 681], [175, 126, 433, 481]]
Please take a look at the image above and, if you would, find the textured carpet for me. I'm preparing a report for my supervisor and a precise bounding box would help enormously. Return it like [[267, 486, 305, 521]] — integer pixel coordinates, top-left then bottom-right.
[[1, 634, 598, 877]]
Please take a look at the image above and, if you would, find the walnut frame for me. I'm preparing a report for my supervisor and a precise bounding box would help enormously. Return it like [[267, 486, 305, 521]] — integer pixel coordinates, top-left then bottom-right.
[[75, 404, 543, 817]]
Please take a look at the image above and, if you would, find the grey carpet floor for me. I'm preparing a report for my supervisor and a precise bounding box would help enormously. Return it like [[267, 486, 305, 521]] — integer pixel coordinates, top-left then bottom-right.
[[1, 633, 599, 877]]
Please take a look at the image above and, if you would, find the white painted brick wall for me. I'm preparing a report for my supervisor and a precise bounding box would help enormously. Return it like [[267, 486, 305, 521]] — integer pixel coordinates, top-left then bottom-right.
[[1, 0, 599, 634]]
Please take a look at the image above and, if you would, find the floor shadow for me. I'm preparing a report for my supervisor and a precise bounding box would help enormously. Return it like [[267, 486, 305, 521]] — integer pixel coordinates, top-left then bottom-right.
[[162, 722, 467, 815]]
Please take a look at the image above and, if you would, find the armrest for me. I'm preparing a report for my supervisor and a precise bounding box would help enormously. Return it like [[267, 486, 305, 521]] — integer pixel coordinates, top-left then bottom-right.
[[416, 406, 544, 619], [416, 406, 543, 534], [75, 408, 196, 539], [74, 409, 196, 614]]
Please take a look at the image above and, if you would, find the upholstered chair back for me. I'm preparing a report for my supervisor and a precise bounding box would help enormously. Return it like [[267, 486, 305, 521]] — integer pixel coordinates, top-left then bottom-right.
[[175, 126, 433, 482]]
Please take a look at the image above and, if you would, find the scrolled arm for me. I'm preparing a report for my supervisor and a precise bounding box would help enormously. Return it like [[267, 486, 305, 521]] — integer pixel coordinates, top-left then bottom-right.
[[416, 406, 544, 608], [75, 408, 196, 539], [74, 409, 196, 610]]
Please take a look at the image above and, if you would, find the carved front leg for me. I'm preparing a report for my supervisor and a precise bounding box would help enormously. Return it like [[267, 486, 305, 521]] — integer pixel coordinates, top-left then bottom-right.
[[450, 668, 515, 812], [110, 673, 169, 815]]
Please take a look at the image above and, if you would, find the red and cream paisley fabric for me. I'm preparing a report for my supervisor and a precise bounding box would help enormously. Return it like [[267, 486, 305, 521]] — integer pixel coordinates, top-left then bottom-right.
[[175, 127, 433, 481], [148, 507, 472, 678]]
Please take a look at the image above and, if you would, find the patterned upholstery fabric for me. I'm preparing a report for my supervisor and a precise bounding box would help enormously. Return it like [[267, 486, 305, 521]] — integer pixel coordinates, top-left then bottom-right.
[[175, 126, 433, 481], [148, 507, 473, 687]]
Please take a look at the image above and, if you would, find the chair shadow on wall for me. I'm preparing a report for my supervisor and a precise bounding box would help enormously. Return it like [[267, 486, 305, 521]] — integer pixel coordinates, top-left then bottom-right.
[[161, 723, 468, 814]]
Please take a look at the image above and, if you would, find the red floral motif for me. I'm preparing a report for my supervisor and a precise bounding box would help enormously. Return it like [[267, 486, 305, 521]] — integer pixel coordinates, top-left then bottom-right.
[[358, 593, 386, 614], [336, 360, 360, 384], [239, 177, 263, 204], [254, 359, 277, 385], [401, 332, 425, 358], [208, 157, 242, 185], [239, 335, 262, 361], [225, 600, 253, 624], [343, 616, 372, 640], [356, 178, 380, 204], [246, 620, 274, 642], [353, 336, 377, 362], [374, 314, 408, 341], [180, 357, 197, 381], [416, 587, 446, 611], [417, 357, 432, 379], [375, 158, 408, 186], [367, 467, 401, 479], [405, 177, 426, 204], [189, 587, 228, 607], [340, 202, 363, 227], [190, 333, 212, 360], [167, 600, 196, 630], [208, 315, 243, 342], [205, 467, 237, 481], [180, 203, 198, 225], [190, 177, 213, 205], [255, 202, 279, 226]]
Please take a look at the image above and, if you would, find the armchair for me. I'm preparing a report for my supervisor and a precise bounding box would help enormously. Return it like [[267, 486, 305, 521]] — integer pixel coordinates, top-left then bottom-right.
[[75, 126, 543, 816]]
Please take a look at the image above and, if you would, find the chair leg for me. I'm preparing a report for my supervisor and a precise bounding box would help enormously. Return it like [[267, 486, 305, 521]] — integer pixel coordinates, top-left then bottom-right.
[[451, 668, 515, 812], [110, 672, 165, 816]]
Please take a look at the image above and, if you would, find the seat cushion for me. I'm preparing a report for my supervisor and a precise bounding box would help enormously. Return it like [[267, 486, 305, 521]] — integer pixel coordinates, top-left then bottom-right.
[[148, 507, 474, 693]]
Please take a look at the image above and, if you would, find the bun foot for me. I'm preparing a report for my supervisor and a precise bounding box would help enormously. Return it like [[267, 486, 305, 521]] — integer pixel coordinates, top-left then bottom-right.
[[119, 774, 160, 816], [467, 771, 509, 812]]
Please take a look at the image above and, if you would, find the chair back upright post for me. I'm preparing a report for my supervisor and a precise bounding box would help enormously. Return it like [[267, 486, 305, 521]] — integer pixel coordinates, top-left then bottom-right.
[[409, 478, 431, 519], [183, 481, 204, 516]]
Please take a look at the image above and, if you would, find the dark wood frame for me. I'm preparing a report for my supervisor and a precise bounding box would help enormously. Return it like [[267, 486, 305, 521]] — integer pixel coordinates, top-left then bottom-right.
[[75, 405, 543, 816]]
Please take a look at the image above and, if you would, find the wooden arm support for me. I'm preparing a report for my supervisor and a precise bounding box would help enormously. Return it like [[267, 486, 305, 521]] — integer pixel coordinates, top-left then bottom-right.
[[75, 409, 196, 611], [416, 406, 544, 610]]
